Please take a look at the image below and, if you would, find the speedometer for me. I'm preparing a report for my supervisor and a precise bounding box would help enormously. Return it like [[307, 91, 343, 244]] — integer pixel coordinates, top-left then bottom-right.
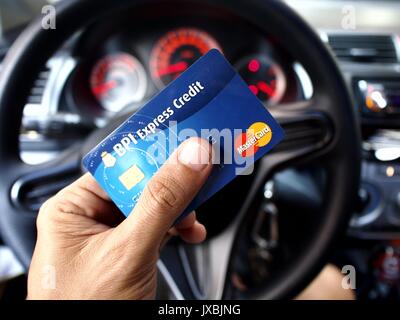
[[90, 53, 147, 113], [150, 28, 222, 89], [236, 55, 286, 105]]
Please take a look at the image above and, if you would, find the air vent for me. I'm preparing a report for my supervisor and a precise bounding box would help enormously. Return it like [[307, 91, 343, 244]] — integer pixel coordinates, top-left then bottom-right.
[[327, 34, 398, 63], [27, 66, 50, 105]]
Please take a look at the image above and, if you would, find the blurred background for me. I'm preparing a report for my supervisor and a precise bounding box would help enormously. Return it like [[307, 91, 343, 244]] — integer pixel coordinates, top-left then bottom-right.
[[0, 0, 400, 300]]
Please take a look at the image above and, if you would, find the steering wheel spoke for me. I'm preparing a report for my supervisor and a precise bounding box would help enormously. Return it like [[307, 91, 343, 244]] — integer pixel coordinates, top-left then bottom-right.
[[267, 99, 335, 173], [159, 212, 241, 299], [149, 95, 343, 300], [10, 144, 82, 212]]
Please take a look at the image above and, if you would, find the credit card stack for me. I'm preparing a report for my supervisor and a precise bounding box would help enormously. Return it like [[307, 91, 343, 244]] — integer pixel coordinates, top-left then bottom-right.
[[83, 49, 284, 221]]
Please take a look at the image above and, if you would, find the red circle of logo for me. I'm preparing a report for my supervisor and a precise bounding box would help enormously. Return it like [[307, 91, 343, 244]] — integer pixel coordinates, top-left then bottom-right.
[[235, 132, 259, 157]]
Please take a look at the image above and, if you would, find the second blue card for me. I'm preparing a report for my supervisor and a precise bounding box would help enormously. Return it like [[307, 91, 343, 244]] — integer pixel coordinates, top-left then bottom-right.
[[83, 49, 285, 220]]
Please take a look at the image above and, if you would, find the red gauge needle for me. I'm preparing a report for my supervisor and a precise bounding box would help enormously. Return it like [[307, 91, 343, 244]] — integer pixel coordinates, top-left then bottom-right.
[[157, 61, 188, 77], [257, 81, 275, 97], [93, 79, 118, 96], [248, 84, 259, 95]]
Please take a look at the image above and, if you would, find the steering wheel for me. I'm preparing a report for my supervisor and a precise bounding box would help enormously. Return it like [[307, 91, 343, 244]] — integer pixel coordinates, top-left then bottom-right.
[[0, 0, 360, 299]]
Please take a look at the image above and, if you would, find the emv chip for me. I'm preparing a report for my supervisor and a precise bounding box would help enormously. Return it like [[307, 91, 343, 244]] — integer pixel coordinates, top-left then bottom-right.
[[118, 164, 145, 190]]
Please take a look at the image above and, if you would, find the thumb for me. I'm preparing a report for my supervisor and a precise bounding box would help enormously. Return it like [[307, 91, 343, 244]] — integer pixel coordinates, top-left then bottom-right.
[[114, 137, 213, 251]]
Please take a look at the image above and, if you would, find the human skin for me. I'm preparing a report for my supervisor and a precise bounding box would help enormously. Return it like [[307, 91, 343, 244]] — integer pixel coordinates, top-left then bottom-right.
[[27, 136, 353, 300], [27, 137, 213, 299]]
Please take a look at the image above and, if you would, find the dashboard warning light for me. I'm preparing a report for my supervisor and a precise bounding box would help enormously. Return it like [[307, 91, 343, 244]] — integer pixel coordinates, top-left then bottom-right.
[[248, 59, 260, 73]]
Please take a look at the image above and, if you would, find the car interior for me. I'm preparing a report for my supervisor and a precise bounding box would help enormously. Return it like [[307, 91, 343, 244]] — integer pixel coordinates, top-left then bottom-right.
[[0, 0, 399, 300]]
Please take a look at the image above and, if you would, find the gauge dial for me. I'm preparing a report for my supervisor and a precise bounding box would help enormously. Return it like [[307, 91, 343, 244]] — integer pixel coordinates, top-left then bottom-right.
[[236, 55, 286, 105], [90, 53, 147, 113], [150, 28, 222, 88]]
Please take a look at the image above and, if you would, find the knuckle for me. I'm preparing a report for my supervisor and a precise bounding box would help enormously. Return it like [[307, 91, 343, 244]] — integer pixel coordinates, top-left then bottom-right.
[[36, 193, 78, 228], [144, 176, 185, 213], [36, 198, 55, 229], [54, 199, 75, 214], [57, 187, 96, 217]]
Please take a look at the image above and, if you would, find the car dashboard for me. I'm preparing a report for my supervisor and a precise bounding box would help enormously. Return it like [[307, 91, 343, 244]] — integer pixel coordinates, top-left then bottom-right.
[[18, 6, 307, 164]]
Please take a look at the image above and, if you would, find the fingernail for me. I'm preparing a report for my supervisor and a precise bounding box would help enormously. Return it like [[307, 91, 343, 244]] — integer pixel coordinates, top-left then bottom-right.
[[178, 139, 211, 171]]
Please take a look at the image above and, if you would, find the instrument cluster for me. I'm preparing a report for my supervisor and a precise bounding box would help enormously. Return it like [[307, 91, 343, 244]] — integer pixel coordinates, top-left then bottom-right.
[[68, 13, 303, 121]]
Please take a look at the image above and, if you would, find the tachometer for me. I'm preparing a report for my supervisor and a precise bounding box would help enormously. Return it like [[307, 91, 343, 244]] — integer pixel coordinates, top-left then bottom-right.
[[150, 28, 222, 89], [90, 53, 147, 113], [236, 55, 286, 105]]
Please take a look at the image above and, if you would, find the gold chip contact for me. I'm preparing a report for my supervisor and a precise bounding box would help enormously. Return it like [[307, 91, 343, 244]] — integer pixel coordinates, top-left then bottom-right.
[[118, 164, 145, 190]]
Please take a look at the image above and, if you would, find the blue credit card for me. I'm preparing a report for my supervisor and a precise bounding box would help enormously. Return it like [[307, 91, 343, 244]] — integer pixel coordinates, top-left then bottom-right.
[[83, 49, 284, 220]]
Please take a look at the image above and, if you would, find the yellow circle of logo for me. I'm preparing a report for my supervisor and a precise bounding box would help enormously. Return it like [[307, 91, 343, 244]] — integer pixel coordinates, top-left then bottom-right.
[[248, 122, 272, 147]]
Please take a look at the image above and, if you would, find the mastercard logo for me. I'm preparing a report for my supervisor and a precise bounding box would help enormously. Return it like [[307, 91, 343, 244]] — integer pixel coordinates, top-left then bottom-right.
[[235, 122, 272, 157]]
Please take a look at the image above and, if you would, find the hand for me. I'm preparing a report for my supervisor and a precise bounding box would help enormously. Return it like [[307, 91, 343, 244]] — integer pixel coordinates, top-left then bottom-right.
[[27, 137, 213, 299]]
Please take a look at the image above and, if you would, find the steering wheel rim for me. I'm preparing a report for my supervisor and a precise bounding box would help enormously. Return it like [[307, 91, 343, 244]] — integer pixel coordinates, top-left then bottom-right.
[[0, 0, 361, 299]]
